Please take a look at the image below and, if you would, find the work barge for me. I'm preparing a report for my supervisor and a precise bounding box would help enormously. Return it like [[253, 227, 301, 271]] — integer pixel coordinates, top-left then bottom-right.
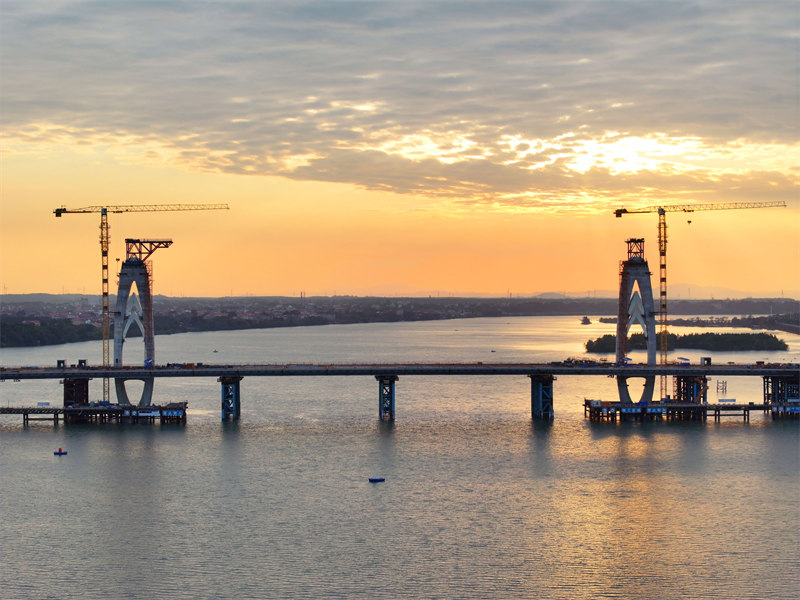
[[3, 403, 188, 425], [584, 399, 799, 423]]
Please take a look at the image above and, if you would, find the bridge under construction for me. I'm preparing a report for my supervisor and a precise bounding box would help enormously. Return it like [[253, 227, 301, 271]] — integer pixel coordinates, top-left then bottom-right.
[[1, 360, 797, 423], [4, 205, 794, 425]]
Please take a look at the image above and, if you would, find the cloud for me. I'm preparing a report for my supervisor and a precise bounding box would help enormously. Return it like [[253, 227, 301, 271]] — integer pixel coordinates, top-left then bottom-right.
[[1, 0, 797, 211]]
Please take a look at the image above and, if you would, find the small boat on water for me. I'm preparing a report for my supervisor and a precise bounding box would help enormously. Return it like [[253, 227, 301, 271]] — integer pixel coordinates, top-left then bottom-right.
[[368, 476, 385, 483], [581, 316, 591, 325], [54, 448, 67, 456]]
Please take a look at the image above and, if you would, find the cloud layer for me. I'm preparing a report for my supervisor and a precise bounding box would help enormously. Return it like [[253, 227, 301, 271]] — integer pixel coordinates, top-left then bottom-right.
[[2, 1, 797, 211]]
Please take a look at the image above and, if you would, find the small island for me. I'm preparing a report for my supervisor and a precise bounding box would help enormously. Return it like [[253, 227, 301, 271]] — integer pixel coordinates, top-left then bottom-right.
[[585, 332, 788, 353], [598, 313, 799, 335]]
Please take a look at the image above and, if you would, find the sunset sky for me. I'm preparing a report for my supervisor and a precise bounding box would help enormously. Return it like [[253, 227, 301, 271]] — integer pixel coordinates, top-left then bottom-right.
[[1, 1, 798, 298]]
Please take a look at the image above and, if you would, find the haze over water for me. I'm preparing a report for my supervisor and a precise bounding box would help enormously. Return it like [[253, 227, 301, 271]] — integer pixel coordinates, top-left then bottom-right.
[[2, 316, 799, 599]]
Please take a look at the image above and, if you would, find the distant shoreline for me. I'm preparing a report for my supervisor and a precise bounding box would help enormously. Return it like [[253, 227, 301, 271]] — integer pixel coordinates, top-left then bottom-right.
[[2, 296, 798, 348]]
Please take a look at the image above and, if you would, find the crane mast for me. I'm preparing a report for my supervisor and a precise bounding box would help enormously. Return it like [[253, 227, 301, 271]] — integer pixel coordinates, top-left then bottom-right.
[[55, 203, 229, 402], [100, 209, 110, 391], [615, 200, 786, 400], [657, 208, 667, 375]]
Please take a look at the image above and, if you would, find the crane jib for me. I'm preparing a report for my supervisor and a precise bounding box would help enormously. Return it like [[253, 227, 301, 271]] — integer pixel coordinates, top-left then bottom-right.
[[614, 201, 785, 216], [55, 204, 229, 214]]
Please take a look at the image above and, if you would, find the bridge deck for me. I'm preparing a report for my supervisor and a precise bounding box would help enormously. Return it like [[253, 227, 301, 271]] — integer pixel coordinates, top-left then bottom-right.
[[2, 362, 798, 380]]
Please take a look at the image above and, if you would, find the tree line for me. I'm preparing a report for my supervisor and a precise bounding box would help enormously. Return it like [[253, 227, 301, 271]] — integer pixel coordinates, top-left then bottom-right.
[[0, 317, 103, 347], [585, 332, 788, 353]]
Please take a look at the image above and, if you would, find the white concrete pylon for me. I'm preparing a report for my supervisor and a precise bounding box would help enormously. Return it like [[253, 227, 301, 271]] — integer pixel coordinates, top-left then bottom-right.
[[113, 259, 155, 406], [616, 248, 657, 404]]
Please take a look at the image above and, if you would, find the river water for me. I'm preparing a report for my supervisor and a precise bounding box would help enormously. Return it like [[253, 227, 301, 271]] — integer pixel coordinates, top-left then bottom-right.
[[1, 316, 798, 599]]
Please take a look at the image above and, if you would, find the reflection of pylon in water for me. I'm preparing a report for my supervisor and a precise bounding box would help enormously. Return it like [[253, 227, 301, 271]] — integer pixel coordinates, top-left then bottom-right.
[[716, 380, 728, 395]]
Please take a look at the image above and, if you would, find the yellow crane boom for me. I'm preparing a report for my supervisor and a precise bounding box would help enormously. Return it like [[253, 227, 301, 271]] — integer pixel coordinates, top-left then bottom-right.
[[55, 203, 229, 402], [614, 200, 786, 400], [614, 201, 786, 217], [54, 203, 229, 216]]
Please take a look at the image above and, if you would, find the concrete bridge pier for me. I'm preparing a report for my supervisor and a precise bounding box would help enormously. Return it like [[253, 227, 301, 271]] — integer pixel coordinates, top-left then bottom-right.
[[62, 378, 90, 407], [376, 375, 398, 421], [220, 376, 243, 420], [530, 374, 555, 420]]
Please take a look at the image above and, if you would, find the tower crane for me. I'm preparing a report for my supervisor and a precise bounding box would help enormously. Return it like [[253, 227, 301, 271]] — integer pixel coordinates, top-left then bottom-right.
[[54, 203, 229, 402], [614, 200, 786, 400]]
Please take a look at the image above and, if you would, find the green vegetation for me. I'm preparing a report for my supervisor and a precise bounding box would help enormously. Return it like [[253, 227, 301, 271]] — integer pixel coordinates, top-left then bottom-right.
[[0, 317, 103, 347], [585, 332, 788, 353], [599, 313, 800, 335], [152, 313, 332, 334]]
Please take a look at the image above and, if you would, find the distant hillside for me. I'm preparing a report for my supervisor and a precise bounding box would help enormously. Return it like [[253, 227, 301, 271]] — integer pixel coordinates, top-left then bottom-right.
[[2, 293, 99, 304]]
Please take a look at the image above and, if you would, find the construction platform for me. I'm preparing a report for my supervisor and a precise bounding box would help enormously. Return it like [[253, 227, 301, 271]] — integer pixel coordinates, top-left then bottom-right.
[[584, 399, 800, 423], [0, 402, 187, 425]]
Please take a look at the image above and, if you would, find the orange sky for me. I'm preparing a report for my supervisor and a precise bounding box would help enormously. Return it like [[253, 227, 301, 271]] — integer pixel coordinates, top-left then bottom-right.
[[1, 2, 798, 298]]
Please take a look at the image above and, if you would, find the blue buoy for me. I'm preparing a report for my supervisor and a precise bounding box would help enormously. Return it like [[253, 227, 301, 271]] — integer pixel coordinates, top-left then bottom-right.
[[54, 448, 67, 456]]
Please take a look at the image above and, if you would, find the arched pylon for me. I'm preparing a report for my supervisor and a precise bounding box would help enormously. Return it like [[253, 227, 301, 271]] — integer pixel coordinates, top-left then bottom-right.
[[113, 258, 155, 406], [616, 239, 657, 404]]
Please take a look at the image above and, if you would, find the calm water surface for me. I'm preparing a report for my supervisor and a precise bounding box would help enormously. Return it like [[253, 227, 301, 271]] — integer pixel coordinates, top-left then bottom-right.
[[2, 317, 798, 599]]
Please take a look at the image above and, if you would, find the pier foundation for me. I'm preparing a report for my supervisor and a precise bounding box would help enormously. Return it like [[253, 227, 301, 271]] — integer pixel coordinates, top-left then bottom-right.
[[530, 374, 555, 420], [219, 376, 243, 420], [376, 375, 398, 421]]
